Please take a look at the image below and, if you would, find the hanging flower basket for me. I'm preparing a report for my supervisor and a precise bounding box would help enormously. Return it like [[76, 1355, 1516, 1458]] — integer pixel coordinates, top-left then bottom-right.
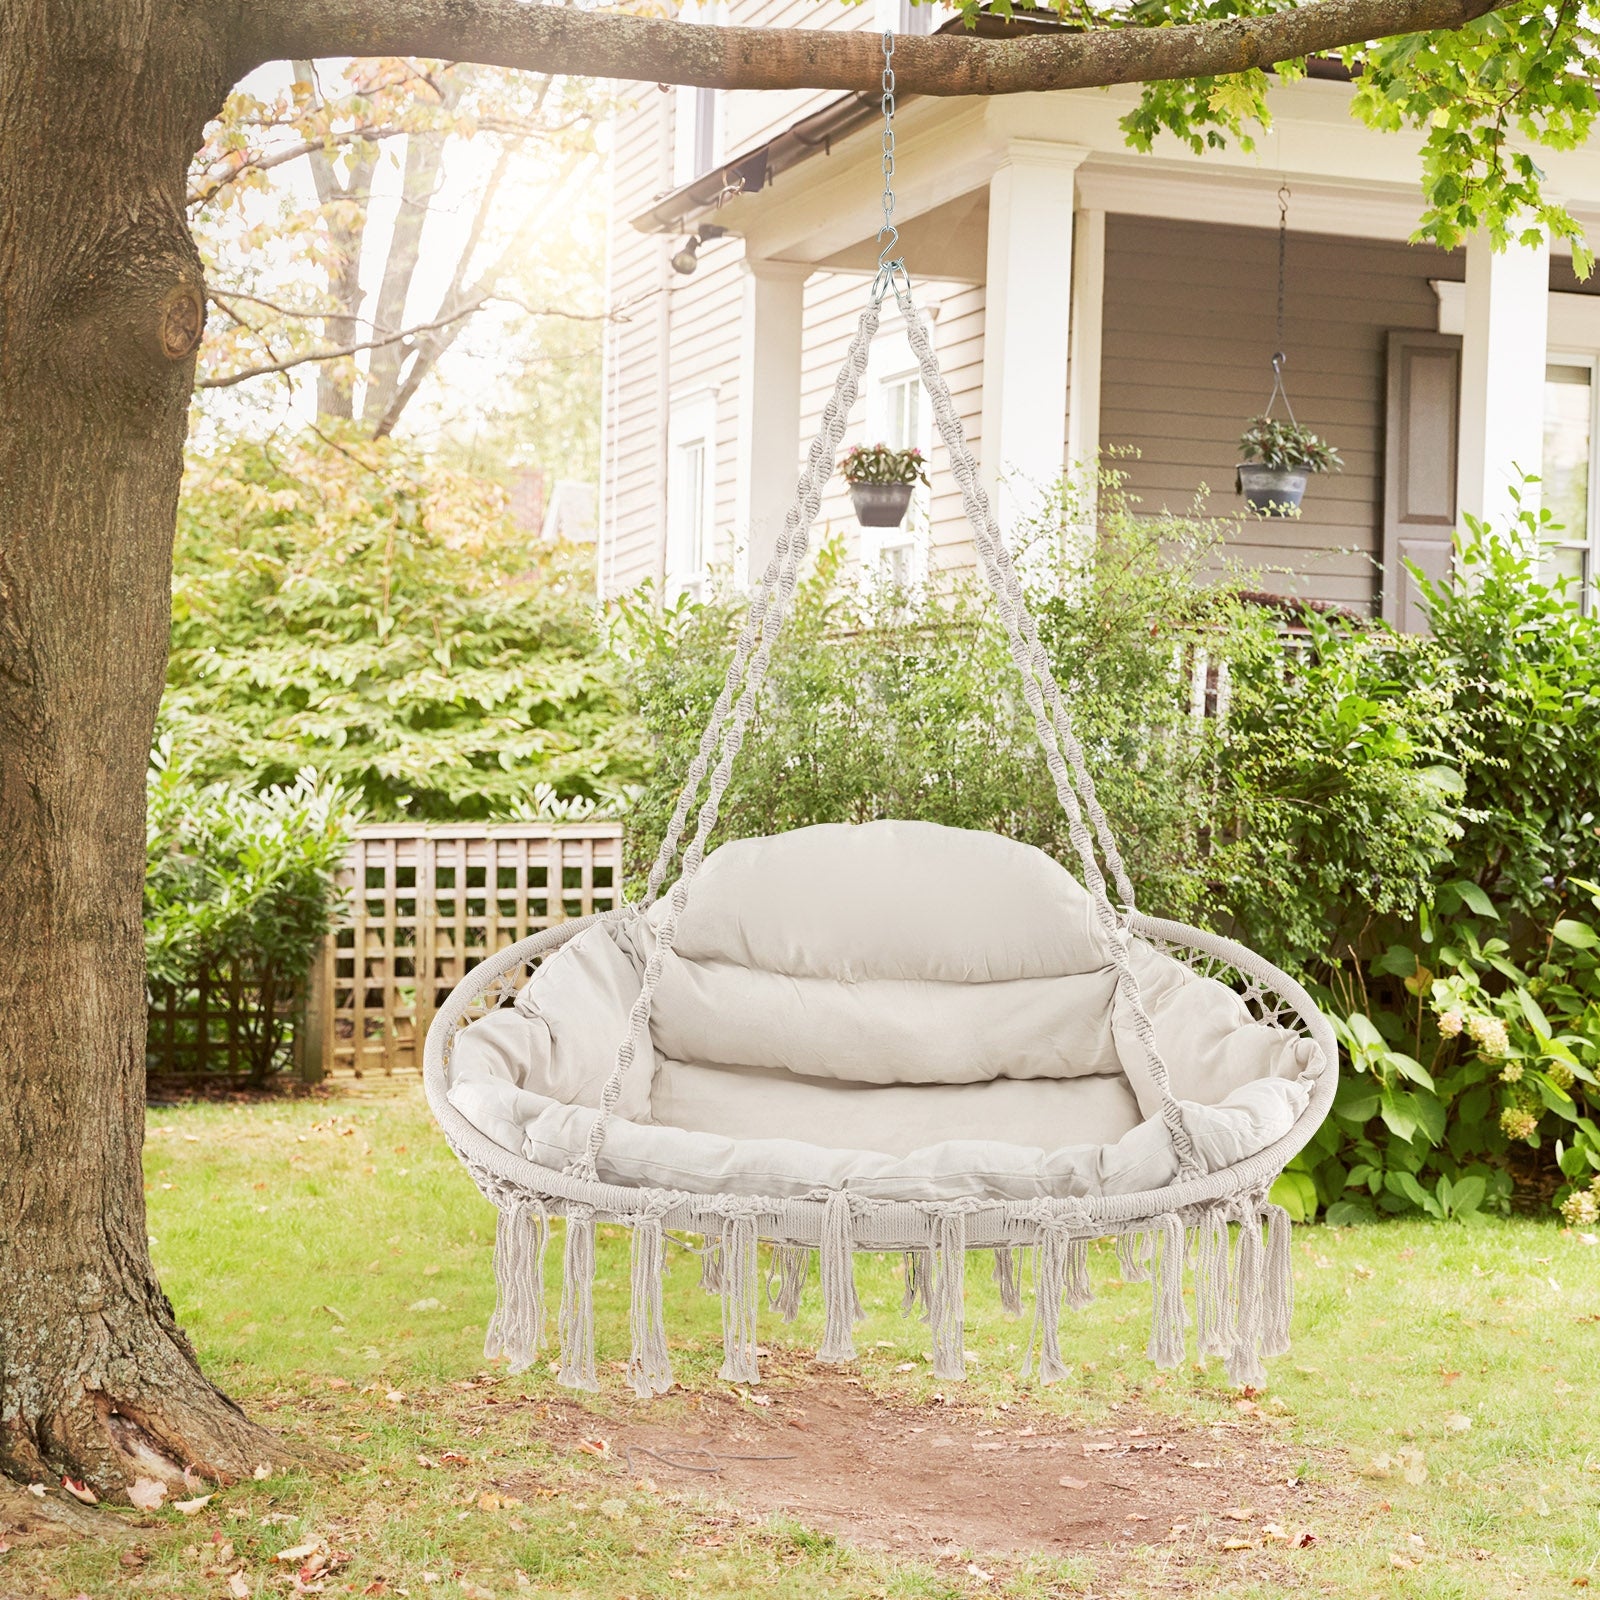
[[1236, 463, 1310, 514], [842, 444, 928, 529], [1236, 416, 1341, 516]]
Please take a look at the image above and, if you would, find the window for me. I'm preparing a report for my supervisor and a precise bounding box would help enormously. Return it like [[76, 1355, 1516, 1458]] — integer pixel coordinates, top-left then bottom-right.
[[864, 357, 931, 589], [883, 373, 922, 456], [667, 393, 716, 598], [1542, 359, 1596, 601], [673, 85, 720, 185]]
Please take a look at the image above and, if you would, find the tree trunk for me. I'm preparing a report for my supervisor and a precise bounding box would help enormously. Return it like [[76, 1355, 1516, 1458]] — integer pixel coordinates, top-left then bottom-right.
[[361, 108, 454, 430], [299, 59, 377, 423], [0, 2, 309, 1499]]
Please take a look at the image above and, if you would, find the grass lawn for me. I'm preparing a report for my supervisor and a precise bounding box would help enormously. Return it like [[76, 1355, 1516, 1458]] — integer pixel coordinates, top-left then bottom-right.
[[6, 1085, 1600, 1599]]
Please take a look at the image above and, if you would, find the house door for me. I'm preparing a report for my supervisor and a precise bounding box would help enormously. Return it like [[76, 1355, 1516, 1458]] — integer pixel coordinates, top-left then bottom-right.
[[1382, 329, 1462, 633]]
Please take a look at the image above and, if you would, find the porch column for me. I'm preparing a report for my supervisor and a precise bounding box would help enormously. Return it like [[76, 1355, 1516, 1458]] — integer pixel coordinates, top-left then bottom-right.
[[1066, 205, 1106, 521], [1456, 228, 1549, 537], [980, 141, 1086, 521], [734, 257, 810, 584]]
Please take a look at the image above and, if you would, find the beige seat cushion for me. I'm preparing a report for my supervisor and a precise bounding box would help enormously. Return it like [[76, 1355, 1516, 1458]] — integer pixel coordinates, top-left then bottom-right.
[[444, 820, 1324, 1202], [650, 1059, 1145, 1157]]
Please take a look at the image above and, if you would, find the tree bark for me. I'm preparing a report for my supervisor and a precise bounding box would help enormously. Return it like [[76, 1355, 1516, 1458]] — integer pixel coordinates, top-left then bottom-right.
[[233, 0, 1509, 98], [0, 2, 311, 1499]]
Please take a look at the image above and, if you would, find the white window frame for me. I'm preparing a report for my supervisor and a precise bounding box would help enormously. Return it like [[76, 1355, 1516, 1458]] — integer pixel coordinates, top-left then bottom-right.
[[1543, 351, 1600, 609], [862, 319, 934, 590], [671, 2, 724, 186], [667, 391, 717, 601]]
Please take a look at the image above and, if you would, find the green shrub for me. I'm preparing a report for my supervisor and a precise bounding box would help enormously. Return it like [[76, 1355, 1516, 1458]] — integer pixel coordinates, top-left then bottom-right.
[[145, 745, 355, 1084], [1284, 511, 1600, 1222], [1419, 507, 1600, 919], [165, 432, 646, 820]]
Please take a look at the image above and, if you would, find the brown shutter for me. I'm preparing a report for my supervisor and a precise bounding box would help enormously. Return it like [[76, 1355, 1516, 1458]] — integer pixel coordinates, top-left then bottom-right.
[[1382, 329, 1462, 632]]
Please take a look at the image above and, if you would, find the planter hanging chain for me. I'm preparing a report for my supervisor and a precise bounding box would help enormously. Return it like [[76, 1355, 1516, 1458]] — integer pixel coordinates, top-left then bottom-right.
[[1266, 183, 1298, 426], [872, 32, 911, 310]]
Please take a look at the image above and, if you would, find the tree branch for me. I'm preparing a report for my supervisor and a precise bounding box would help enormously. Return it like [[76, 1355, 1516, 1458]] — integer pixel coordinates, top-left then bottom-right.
[[196, 302, 490, 389], [188, 126, 404, 208], [234, 0, 1509, 97]]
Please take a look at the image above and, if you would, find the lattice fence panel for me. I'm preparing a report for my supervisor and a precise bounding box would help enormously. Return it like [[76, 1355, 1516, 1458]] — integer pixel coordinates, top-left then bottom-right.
[[316, 823, 622, 1080], [146, 968, 302, 1085]]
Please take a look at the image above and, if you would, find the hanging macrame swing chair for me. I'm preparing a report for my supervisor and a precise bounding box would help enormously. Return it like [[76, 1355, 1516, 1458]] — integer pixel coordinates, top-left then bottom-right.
[[424, 43, 1336, 1399]]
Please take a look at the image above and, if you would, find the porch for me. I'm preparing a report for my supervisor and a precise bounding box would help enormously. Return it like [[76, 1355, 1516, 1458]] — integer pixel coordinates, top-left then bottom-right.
[[619, 78, 1600, 622]]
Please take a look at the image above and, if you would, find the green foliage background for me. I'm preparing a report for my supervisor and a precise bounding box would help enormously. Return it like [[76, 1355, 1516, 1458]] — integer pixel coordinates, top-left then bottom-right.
[[164, 434, 646, 820]]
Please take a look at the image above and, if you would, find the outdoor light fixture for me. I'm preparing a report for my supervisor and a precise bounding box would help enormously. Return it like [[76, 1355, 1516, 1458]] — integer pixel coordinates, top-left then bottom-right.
[[669, 224, 726, 275]]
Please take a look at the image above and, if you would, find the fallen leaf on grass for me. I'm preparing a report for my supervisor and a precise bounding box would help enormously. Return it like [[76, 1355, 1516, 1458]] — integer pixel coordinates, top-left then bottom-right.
[[1220, 1508, 1255, 1521], [61, 1477, 97, 1505], [1261, 1522, 1289, 1542], [1220, 1537, 1257, 1551], [478, 1492, 524, 1512], [253, 1464, 271, 1480], [459, 1581, 495, 1600], [417, 1455, 440, 1470], [1292, 1529, 1317, 1549], [228, 1574, 251, 1599], [174, 1494, 213, 1516], [127, 1479, 167, 1510], [576, 1437, 610, 1458], [1082, 1442, 1119, 1455], [965, 1563, 994, 1583], [1444, 1412, 1473, 1433], [275, 1539, 327, 1563], [1057, 1475, 1089, 1490]]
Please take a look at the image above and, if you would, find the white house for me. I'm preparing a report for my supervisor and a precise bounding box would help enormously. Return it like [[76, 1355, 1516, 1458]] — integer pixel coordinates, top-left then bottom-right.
[[598, 1, 1600, 626]]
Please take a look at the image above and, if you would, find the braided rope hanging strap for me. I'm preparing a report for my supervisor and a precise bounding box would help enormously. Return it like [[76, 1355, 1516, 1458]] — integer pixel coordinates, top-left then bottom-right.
[[569, 275, 1200, 1184], [567, 302, 882, 1181]]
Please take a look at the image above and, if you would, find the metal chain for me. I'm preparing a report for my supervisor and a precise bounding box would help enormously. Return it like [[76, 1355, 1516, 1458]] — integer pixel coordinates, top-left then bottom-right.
[[1275, 182, 1289, 362], [1267, 184, 1297, 426], [872, 32, 909, 307]]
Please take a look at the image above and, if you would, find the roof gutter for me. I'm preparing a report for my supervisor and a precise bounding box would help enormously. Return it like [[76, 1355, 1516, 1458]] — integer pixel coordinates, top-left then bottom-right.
[[631, 89, 881, 236]]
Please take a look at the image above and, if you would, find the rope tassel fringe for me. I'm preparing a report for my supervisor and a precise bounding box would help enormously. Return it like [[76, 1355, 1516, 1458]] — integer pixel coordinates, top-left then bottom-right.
[[557, 1209, 599, 1392], [627, 1216, 674, 1398], [818, 1192, 865, 1362], [718, 1214, 762, 1384], [485, 1200, 548, 1373]]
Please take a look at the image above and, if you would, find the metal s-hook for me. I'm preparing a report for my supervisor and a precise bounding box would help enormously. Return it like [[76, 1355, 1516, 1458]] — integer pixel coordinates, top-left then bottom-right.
[[870, 31, 912, 310]]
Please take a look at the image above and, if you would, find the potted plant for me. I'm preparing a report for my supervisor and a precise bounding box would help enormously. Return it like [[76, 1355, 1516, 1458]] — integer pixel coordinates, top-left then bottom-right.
[[1236, 417, 1342, 513], [841, 443, 929, 528]]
